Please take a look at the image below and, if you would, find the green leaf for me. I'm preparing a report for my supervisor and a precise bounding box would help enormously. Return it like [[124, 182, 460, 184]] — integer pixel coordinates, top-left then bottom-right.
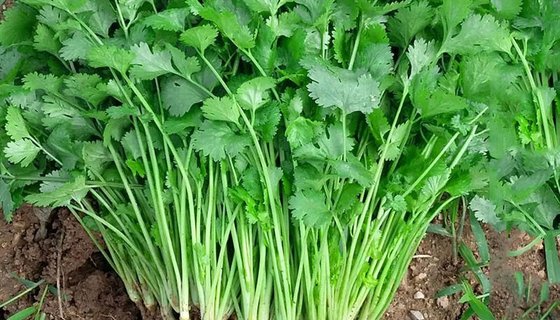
[[63, 73, 108, 106], [193, 3, 255, 49], [416, 89, 470, 118], [439, 0, 471, 34], [23, 72, 63, 94], [106, 105, 139, 119], [544, 232, 560, 284], [87, 45, 135, 74], [289, 189, 331, 227], [243, 0, 277, 13], [470, 195, 502, 227], [7, 306, 37, 320], [236, 77, 275, 111], [5, 107, 31, 140], [60, 33, 93, 61], [161, 76, 209, 117], [442, 14, 512, 54], [0, 5, 37, 46], [26, 176, 89, 207], [318, 123, 355, 159], [165, 44, 201, 78], [406, 38, 437, 80], [192, 121, 251, 161], [491, 0, 522, 19], [381, 121, 408, 161], [130, 42, 176, 80], [286, 117, 321, 148], [387, 0, 434, 48], [86, 0, 116, 37], [354, 43, 394, 79], [121, 130, 142, 160], [201, 96, 240, 125], [0, 180, 14, 222], [144, 8, 189, 32], [303, 59, 381, 114], [180, 24, 219, 53], [33, 24, 61, 55], [126, 159, 145, 177], [4, 140, 41, 167], [329, 156, 372, 187]]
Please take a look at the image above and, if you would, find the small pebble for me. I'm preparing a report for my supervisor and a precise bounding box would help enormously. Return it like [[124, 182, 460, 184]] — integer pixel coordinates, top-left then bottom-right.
[[416, 273, 427, 280], [437, 296, 449, 308], [414, 291, 425, 299], [409, 310, 425, 320]]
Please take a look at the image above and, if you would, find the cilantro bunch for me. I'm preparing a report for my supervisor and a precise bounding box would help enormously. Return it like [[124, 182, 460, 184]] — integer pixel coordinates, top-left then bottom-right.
[[0, 0, 515, 319]]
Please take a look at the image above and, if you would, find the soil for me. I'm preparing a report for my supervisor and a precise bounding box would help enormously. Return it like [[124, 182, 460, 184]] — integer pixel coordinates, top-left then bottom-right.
[[0, 206, 140, 320], [385, 221, 560, 320]]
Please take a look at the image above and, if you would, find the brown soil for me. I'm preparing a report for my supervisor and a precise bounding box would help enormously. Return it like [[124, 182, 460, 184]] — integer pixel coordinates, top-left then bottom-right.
[[386, 223, 560, 320], [0, 206, 140, 320]]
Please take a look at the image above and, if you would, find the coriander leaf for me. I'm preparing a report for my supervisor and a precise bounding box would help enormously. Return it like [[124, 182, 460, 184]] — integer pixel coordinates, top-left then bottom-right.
[[165, 44, 201, 78], [318, 123, 355, 159], [130, 42, 176, 80], [289, 189, 331, 228], [192, 121, 251, 161], [4, 139, 41, 167], [406, 38, 437, 80], [201, 96, 240, 124], [0, 5, 37, 46], [121, 130, 142, 159], [415, 88, 470, 118], [63, 73, 108, 106], [439, 0, 471, 35], [161, 76, 209, 117], [303, 59, 381, 114], [144, 8, 189, 32], [243, 0, 277, 13], [87, 45, 135, 74], [381, 121, 408, 161], [387, 193, 407, 213], [106, 105, 139, 119], [442, 14, 512, 54], [491, 0, 522, 19], [354, 43, 394, 79], [26, 176, 89, 207], [60, 33, 93, 61], [23, 72, 63, 94], [387, 0, 434, 48], [33, 24, 61, 55], [236, 77, 275, 111], [286, 117, 321, 147], [86, 0, 116, 37], [470, 195, 502, 227], [82, 141, 111, 177], [180, 24, 219, 53], [329, 156, 372, 187], [193, 4, 255, 49], [254, 102, 281, 142], [5, 107, 31, 140], [0, 180, 14, 222]]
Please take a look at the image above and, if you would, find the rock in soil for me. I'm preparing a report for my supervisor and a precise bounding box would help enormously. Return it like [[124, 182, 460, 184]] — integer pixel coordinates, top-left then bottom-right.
[[436, 296, 449, 309], [408, 310, 425, 320]]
